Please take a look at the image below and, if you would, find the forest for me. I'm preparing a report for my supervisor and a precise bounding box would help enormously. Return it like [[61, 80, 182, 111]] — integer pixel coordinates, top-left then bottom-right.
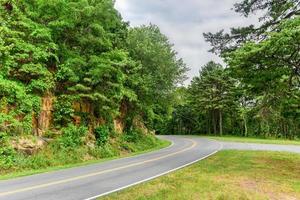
[[0, 0, 299, 174], [166, 0, 300, 139], [0, 0, 186, 172]]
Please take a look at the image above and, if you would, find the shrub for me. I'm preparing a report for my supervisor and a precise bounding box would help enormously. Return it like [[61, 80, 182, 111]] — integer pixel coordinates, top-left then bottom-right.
[[59, 124, 88, 148], [123, 129, 142, 142], [0, 132, 16, 169], [120, 142, 136, 152], [94, 125, 109, 146], [89, 144, 118, 158], [121, 129, 161, 152], [44, 130, 58, 139]]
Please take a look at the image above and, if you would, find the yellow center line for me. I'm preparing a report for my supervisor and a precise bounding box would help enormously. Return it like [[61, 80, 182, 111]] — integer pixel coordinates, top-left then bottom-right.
[[0, 138, 197, 197]]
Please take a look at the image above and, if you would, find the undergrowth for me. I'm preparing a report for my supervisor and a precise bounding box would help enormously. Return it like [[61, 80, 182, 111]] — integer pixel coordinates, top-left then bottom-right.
[[0, 125, 166, 177]]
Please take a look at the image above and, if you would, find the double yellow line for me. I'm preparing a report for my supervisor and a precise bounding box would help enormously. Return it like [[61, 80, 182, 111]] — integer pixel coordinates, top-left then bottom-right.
[[0, 138, 197, 197]]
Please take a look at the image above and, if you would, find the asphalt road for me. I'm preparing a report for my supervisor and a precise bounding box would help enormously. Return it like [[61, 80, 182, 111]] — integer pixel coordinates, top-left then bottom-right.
[[222, 141, 300, 153], [0, 136, 221, 200], [0, 135, 299, 200]]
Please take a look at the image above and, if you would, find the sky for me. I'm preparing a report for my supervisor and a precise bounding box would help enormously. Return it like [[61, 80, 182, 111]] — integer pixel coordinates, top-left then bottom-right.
[[115, 0, 258, 83]]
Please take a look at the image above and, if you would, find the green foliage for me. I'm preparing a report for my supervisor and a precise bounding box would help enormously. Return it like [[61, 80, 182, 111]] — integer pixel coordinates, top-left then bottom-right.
[[0, 0, 187, 139], [0, 132, 16, 169], [204, 0, 300, 54], [121, 130, 161, 152], [0, 76, 39, 135], [168, 61, 238, 136], [53, 95, 75, 126], [225, 17, 300, 138], [127, 25, 188, 131], [94, 125, 109, 146], [1, 0, 299, 164], [0, 131, 167, 177], [89, 144, 118, 158], [169, 3, 300, 139], [58, 124, 88, 148], [123, 129, 142, 143], [0, 0, 183, 176]]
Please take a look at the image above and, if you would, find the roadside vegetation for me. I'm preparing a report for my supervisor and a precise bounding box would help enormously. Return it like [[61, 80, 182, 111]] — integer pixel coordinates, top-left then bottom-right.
[[102, 150, 300, 200], [0, 0, 185, 176], [0, 126, 170, 179]]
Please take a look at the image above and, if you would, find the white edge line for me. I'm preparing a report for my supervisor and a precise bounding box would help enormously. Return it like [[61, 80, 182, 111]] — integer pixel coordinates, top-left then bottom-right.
[[84, 139, 223, 200]]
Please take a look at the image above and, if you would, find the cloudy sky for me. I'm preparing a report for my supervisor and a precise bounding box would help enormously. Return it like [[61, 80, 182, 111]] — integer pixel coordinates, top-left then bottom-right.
[[115, 0, 258, 83]]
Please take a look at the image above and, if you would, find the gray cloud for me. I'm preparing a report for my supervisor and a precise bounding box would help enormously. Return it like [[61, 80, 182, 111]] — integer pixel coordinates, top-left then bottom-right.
[[115, 0, 258, 84]]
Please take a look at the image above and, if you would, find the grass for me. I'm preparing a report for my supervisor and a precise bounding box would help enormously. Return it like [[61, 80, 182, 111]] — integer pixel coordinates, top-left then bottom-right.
[[205, 135, 300, 145], [102, 150, 300, 200], [0, 136, 171, 180]]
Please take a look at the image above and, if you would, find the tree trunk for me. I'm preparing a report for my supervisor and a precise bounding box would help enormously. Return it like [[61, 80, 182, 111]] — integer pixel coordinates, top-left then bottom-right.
[[243, 115, 248, 137], [212, 110, 217, 135], [179, 119, 182, 134], [207, 112, 211, 135], [219, 110, 223, 136]]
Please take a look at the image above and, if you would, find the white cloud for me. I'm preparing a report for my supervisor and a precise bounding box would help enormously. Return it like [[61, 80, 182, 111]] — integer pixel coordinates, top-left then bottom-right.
[[115, 0, 258, 84]]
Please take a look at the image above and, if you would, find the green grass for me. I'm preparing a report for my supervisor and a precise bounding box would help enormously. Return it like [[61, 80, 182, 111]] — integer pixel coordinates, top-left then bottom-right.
[[205, 135, 300, 145], [0, 136, 171, 180], [102, 150, 300, 200]]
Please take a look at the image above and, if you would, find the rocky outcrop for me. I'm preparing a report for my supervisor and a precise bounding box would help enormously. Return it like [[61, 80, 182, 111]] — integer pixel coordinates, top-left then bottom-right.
[[114, 100, 128, 133], [39, 93, 54, 134], [29, 96, 133, 136], [32, 93, 55, 136], [114, 118, 124, 133], [11, 137, 47, 155]]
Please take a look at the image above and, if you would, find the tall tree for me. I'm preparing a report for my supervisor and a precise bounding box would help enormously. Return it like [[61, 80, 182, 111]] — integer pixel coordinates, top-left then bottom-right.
[[126, 24, 188, 131], [188, 62, 237, 136]]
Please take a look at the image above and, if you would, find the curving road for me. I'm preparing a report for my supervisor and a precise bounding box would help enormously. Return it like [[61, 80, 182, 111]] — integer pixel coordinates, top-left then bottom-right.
[[0, 135, 299, 200], [0, 136, 221, 200]]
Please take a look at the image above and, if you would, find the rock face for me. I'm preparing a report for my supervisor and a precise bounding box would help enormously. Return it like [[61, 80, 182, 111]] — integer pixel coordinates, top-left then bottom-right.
[[72, 101, 93, 127], [32, 93, 54, 136], [38, 93, 54, 135], [114, 100, 128, 133], [30, 96, 130, 136], [11, 137, 46, 155], [114, 118, 124, 133]]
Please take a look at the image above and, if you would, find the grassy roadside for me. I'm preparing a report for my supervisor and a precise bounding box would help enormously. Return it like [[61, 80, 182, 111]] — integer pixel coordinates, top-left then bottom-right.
[[204, 135, 300, 145], [0, 137, 171, 180], [102, 150, 300, 200]]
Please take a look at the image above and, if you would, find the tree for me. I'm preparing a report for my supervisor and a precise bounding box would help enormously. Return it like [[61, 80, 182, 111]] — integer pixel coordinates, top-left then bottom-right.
[[204, 0, 300, 54], [226, 17, 300, 138], [0, 0, 188, 137], [188, 62, 237, 136], [0, 0, 56, 134], [126, 24, 188, 131], [202, 1, 300, 139]]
